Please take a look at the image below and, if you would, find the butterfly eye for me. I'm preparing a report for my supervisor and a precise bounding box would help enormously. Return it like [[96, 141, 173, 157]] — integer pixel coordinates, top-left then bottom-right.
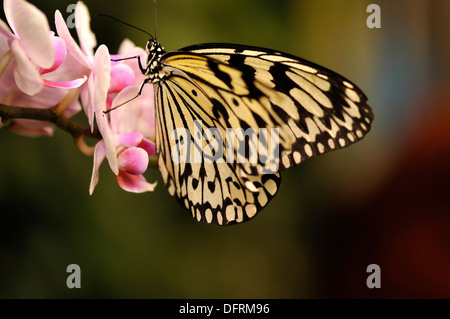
[[146, 41, 154, 52]]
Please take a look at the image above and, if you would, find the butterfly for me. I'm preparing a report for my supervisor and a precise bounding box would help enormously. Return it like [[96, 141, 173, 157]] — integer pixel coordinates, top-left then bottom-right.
[[128, 37, 374, 226]]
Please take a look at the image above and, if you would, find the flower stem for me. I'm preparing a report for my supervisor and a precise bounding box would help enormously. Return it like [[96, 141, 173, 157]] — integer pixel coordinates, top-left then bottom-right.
[[0, 103, 101, 140]]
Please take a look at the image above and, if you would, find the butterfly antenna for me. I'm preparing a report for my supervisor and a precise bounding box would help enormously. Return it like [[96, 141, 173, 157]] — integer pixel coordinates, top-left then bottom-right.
[[97, 14, 153, 39], [154, 0, 158, 40]]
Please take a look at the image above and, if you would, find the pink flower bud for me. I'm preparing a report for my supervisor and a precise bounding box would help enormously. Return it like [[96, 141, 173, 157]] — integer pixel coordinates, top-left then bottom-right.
[[40, 36, 67, 74], [109, 63, 135, 93], [118, 147, 149, 175]]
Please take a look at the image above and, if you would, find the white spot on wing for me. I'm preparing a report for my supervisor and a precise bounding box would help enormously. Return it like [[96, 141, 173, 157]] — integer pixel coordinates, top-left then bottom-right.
[[245, 204, 257, 218], [343, 81, 354, 89], [236, 206, 244, 223], [225, 205, 234, 222], [360, 123, 368, 131], [282, 154, 290, 167], [265, 179, 278, 196], [293, 151, 301, 164], [345, 88, 360, 103], [304, 144, 313, 157], [258, 190, 268, 207], [241, 50, 266, 56], [328, 139, 335, 149], [317, 142, 325, 153], [356, 130, 363, 138], [262, 54, 299, 62], [245, 181, 259, 192], [205, 209, 213, 223], [217, 211, 223, 225], [347, 133, 355, 142]]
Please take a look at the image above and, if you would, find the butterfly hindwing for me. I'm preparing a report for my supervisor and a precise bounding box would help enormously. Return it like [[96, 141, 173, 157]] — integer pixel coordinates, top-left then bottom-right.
[[154, 75, 281, 225]]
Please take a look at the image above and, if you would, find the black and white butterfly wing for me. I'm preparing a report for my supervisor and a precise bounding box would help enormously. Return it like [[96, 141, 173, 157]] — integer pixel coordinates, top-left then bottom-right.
[[181, 43, 374, 170], [154, 70, 281, 225], [154, 44, 374, 225]]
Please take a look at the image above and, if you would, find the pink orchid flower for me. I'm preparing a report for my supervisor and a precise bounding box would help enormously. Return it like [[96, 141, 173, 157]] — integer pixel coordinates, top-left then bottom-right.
[[0, 0, 87, 136], [54, 2, 156, 193], [55, 2, 119, 175], [89, 84, 156, 194], [89, 40, 156, 194], [1, 0, 157, 193], [0, 0, 86, 95]]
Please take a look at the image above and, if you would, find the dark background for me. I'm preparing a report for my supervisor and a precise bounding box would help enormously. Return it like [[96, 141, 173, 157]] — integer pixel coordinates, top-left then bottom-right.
[[0, 0, 449, 298]]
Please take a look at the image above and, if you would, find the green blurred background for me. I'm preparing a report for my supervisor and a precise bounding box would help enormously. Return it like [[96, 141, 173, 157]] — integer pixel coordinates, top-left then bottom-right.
[[1, 0, 449, 298]]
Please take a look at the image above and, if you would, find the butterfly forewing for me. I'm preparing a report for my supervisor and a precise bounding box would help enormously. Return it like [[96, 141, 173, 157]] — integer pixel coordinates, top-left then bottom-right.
[[181, 43, 374, 170]]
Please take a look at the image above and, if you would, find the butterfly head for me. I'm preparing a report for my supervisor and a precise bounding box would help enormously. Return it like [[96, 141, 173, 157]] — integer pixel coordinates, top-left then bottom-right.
[[146, 39, 165, 63], [144, 39, 166, 79]]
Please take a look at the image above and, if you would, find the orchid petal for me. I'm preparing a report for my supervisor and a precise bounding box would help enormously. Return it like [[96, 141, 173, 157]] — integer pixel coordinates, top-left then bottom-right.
[[137, 138, 156, 157], [0, 18, 14, 39], [11, 39, 43, 95], [83, 74, 94, 129], [74, 1, 96, 61], [8, 0, 54, 69], [117, 38, 135, 56], [112, 83, 155, 140], [43, 75, 87, 89], [3, 0, 13, 30], [91, 45, 116, 172], [54, 10, 90, 68], [116, 172, 157, 193], [117, 39, 147, 79], [95, 111, 118, 175], [93, 45, 111, 113], [118, 147, 149, 175], [109, 63, 135, 93], [116, 132, 143, 147], [0, 48, 13, 77], [135, 83, 155, 140], [40, 36, 67, 74], [108, 83, 155, 141], [10, 118, 54, 137], [89, 140, 106, 195], [109, 85, 139, 133], [109, 84, 155, 136]]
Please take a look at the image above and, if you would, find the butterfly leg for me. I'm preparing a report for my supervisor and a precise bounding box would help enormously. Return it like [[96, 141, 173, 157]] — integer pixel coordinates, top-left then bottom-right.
[[104, 77, 153, 113], [110, 55, 148, 74]]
